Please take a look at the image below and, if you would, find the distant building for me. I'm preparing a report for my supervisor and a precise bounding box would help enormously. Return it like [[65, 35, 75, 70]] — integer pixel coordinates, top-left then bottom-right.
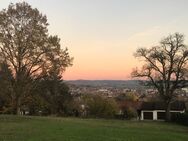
[[139, 101, 186, 120], [182, 87, 188, 93]]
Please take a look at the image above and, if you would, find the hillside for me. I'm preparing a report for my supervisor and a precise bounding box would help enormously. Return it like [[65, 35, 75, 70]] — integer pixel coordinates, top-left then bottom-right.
[[66, 80, 146, 89]]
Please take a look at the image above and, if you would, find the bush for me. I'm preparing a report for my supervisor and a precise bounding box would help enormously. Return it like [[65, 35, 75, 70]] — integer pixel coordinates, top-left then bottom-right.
[[84, 95, 119, 118], [124, 107, 138, 120], [171, 112, 188, 126]]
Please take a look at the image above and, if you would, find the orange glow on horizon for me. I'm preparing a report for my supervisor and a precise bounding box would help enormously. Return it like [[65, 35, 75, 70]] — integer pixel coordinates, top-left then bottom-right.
[[63, 53, 143, 80]]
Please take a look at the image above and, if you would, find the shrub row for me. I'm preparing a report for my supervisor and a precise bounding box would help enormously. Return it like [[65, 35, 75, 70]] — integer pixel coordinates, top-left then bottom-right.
[[171, 112, 188, 126]]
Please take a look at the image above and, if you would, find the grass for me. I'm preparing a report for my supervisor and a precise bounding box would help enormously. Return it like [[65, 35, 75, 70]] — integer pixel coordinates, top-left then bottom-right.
[[0, 115, 188, 141]]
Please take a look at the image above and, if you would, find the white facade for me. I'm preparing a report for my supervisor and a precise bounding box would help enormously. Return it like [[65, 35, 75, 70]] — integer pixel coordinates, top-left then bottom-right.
[[141, 110, 185, 120], [182, 87, 188, 93]]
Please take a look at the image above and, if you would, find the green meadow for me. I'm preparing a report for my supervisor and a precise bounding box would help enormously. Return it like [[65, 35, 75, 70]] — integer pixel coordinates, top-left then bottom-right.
[[0, 115, 188, 141]]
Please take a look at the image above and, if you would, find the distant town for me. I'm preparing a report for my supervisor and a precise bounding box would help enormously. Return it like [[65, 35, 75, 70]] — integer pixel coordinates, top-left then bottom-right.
[[67, 80, 188, 102]]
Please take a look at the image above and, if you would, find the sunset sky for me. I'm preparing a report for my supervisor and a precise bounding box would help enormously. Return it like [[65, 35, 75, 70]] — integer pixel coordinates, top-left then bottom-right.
[[1, 0, 188, 80]]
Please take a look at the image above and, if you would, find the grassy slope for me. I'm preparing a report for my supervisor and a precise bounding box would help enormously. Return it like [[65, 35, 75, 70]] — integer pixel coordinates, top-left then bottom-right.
[[0, 115, 188, 141]]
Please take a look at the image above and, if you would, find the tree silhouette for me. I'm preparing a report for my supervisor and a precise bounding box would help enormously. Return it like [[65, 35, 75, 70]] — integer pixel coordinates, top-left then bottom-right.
[[0, 2, 73, 114], [132, 33, 188, 121]]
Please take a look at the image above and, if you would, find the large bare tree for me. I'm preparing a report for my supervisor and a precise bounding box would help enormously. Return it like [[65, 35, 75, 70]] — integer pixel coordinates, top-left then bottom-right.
[[132, 33, 188, 121], [0, 2, 73, 114]]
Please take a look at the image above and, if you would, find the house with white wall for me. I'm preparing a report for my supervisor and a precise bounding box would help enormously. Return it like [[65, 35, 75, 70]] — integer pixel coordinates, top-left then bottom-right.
[[139, 101, 186, 120]]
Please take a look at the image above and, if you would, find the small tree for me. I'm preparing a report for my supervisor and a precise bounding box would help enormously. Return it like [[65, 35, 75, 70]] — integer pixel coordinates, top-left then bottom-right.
[[132, 33, 188, 121], [84, 95, 118, 118], [0, 2, 73, 114], [116, 92, 139, 119]]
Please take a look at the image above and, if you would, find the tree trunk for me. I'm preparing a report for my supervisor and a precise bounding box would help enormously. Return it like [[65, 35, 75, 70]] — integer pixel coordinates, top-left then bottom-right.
[[165, 102, 171, 121], [16, 106, 21, 115], [16, 98, 21, 115]]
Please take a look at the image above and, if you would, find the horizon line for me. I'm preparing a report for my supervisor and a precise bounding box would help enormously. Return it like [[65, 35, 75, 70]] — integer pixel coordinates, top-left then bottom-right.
[[64, 79, 143, 81]]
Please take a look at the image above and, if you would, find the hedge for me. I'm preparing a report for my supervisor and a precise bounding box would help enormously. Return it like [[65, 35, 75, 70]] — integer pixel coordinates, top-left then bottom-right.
[[171, 112, 188, 126]]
